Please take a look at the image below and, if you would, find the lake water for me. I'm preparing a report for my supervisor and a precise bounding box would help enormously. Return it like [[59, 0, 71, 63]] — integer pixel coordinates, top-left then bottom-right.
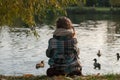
[[0, 20, 120, 76]]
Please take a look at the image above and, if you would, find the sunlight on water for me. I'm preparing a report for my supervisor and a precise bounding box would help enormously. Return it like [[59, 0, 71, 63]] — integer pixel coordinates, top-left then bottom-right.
[[0, 21, 120, 76]]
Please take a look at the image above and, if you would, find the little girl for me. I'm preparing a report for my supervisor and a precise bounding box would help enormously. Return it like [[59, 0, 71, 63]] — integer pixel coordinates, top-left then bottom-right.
[[53, 17, 75, 38], [46, 17, 82, 77]]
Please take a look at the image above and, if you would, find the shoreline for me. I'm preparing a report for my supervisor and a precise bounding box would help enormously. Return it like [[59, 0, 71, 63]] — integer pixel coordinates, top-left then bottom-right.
[[1, 74, 120, 80], [66, 7, 120, 15]]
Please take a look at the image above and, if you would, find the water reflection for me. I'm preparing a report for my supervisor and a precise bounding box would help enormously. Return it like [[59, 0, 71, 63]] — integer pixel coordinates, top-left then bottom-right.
[[107, 20, 120, 44], [78, 20, 120, 75]]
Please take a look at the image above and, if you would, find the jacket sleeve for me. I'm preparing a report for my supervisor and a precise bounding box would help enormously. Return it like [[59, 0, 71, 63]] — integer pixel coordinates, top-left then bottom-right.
[[46, 49, 50, 58], [46, 38, 54, 58], [73, 38, 80, 56]]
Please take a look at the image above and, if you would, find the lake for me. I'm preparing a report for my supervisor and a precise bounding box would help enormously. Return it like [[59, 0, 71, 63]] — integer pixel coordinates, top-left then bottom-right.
[[0, 14, 120, 76]]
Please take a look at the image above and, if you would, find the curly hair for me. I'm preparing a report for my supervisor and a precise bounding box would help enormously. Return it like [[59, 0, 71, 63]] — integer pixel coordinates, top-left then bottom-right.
[[56, 16, 75, 37], [56, 17, 73, 29]]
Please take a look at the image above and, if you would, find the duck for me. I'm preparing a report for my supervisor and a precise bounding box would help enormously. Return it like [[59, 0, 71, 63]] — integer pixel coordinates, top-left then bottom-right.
[[97, 50, 101, 57], [36, 60, 44, 69], [116, 53, 120, 61], [93, 58, 101, 70]]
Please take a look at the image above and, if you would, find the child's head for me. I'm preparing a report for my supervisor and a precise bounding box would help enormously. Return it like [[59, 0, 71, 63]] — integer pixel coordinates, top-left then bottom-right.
[[56, 17, 75, 37], [56, 16, 73, 29]]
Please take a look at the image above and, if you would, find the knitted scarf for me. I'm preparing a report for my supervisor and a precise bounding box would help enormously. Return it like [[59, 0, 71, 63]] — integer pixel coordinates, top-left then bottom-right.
[[53, 28, 75, 37]]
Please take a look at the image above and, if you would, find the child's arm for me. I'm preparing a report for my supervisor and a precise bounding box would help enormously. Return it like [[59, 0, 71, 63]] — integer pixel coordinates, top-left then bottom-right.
[[46, 38, 54, 58]]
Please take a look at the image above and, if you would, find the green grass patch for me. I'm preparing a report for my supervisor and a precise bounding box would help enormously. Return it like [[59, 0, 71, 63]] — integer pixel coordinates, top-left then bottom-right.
[[66, 6, 120, 14], [82, 7, 110, 11], [94, 7, 110, 11], [1, 74, 120, 80]]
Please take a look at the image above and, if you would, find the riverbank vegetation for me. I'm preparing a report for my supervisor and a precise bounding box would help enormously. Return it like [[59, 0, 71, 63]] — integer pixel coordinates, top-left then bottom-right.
[[0, 0, 120, 28], [1, 74, 120, 80], [66, 6, 120, 15], [0, 0, 81, 28], [0, 0, 81, 37]]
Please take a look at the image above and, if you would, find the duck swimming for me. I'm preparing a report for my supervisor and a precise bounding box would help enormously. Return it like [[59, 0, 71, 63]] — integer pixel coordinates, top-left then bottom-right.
[[116, 53, 120, 61], [36, 60, 44, 69], [93, 58, 101, 70], [97, 50, 101, 57]]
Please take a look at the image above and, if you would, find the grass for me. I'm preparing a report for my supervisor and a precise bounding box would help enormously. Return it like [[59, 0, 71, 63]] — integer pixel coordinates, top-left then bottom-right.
[[95, 7, 110, 11], [66, 6, 120, 14], [1, 74, 120, 80], [81, 7, 110, 11]]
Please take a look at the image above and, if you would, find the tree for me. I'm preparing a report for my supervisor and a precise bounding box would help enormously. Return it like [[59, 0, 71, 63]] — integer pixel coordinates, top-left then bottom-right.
[[97, 0, 110, 7], [86, 0, 97, 7], [0, 0, 80, 28], [78, 0, 86, 7], [110, 0, 120, 7]]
